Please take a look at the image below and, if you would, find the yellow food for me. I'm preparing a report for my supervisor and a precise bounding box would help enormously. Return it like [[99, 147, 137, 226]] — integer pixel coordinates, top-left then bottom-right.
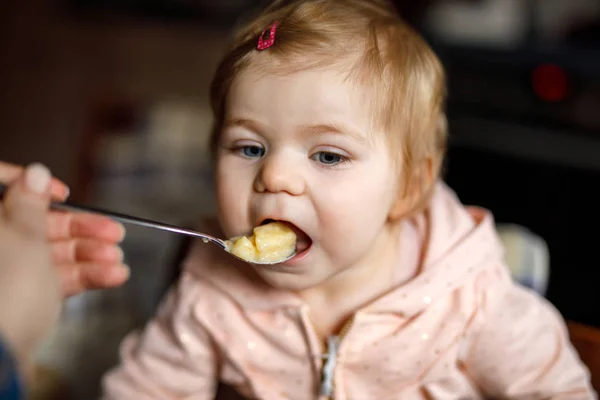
[[227, 222, 297, 263]]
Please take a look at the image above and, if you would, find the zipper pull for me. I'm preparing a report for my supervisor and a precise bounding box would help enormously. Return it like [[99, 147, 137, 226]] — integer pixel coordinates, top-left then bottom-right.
[[320, 335, 340, 397]]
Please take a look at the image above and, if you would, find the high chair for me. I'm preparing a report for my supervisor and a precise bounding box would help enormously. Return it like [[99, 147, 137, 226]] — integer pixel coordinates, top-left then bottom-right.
[[496, 223, 550, 296]]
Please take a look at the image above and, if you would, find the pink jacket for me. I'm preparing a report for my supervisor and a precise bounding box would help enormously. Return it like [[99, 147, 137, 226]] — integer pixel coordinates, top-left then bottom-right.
[[102, 183, 595, 399]]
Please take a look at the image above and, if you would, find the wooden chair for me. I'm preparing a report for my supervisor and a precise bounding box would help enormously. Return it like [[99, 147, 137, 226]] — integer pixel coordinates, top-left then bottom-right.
[[568, 321, 600, 392]]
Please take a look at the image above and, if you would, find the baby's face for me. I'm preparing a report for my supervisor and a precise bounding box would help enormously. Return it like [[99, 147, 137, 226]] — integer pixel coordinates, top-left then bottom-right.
[[215, 65, 402, 291]]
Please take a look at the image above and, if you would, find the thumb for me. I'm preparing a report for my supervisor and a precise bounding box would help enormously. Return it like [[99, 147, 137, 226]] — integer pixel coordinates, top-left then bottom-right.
[[3, 163, 52, 237]]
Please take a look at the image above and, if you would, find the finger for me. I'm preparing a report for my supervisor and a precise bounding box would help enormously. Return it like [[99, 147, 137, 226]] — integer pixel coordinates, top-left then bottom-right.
[[0, 161, 69, 201], [47, 211, 126, 242], [3, 163, 51, 237], [58, 262, 130, 298], [50, 239, 124, 264]]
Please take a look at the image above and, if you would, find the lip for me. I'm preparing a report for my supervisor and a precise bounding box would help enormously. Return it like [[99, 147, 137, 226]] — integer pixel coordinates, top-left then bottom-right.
[[253, 241, 312, 273], [282, 241, 312, 266]]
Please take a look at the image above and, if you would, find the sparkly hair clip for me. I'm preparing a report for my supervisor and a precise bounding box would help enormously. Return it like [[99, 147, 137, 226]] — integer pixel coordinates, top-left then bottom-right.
[[256, 21, 279, 51]]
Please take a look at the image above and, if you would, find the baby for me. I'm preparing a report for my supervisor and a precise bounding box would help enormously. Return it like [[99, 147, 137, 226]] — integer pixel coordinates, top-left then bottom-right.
[[102, 0, 595, 398]]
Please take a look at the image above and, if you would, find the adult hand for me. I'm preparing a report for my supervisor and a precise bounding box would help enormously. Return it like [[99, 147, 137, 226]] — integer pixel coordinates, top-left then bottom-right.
[[0, 164, 62, 362], [0, 161, 129, 297]]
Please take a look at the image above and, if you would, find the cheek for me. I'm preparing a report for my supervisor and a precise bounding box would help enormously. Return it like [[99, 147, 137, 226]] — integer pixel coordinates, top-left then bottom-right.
[[315, 166, 396, 247], [215, 158, 253, 236]]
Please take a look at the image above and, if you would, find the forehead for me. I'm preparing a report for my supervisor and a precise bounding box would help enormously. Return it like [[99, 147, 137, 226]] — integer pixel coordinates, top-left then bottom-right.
[[225, 64, 377, 138]]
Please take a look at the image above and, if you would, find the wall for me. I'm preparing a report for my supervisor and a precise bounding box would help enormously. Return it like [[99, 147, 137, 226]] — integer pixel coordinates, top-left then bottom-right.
[[0, 0, 226, 190]]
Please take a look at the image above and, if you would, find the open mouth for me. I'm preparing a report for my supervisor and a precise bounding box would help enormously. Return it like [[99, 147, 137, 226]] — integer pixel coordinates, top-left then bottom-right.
[[260, 218, 313, 254]]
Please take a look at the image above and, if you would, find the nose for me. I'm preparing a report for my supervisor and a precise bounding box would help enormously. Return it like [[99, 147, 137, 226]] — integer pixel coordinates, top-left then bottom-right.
[[254, 152, 305, 195]]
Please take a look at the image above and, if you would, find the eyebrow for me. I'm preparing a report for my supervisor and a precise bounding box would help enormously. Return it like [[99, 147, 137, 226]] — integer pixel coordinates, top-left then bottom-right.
[[298, 122, 367, 143], [223, 118, 262, 132], [224, 118, 367, 143]]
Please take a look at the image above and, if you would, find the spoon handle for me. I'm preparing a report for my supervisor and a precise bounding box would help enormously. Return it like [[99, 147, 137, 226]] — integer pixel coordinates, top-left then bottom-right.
[[0, 183, 227, 249]]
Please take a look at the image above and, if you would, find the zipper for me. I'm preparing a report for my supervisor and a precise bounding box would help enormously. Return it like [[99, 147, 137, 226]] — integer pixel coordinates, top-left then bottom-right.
[[318, 317, 354, 399]]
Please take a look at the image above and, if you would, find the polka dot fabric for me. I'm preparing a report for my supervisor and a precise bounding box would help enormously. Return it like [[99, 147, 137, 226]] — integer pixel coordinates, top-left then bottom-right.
[[102, 183, 595, 399]]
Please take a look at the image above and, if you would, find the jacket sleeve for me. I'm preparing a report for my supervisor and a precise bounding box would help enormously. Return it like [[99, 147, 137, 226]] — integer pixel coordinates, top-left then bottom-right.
[[101, 272, 218, 399], [463, 267, 596, 399], [0, 334, 24, 400]]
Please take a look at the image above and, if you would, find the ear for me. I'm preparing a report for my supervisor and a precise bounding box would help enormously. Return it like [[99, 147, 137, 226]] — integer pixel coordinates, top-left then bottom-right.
[[388, 157, 434, 220]]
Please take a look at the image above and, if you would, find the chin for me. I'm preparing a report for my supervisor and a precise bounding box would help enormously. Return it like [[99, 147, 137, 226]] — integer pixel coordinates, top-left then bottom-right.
[[254, 269, 327, 292]]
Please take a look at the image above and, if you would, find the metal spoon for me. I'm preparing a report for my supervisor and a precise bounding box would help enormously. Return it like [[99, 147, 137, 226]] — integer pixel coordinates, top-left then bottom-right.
[[0, 184, 297, 265]]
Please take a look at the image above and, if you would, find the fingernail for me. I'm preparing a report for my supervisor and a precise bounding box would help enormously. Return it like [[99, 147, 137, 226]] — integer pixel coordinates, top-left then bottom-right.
[[114, 246, 124, 262], [65, 186, 71, 199], [25, 163, 51, 194], [120, 264, 130, 279], [116, 223, 127, 242]]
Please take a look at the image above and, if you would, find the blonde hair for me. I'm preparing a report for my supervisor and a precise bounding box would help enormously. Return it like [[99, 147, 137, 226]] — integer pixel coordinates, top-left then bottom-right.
[[210, 0, 447, 210]]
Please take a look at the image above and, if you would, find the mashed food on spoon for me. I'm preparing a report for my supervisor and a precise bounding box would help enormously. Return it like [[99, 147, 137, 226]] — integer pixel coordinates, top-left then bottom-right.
[[227, 221, 297, 263]]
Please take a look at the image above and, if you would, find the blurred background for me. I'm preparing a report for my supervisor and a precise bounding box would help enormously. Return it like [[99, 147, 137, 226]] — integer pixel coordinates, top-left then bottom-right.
[[1, 0, 600, 398]]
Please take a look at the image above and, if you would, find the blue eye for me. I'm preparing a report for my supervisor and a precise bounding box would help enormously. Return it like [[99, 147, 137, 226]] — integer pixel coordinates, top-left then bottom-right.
[[313, 152, 348, 165], [240, 146, 265, 158]]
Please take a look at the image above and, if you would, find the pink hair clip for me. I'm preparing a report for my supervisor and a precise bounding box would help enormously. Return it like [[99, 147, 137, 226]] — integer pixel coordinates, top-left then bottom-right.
[[257, 21, 279, 51]]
